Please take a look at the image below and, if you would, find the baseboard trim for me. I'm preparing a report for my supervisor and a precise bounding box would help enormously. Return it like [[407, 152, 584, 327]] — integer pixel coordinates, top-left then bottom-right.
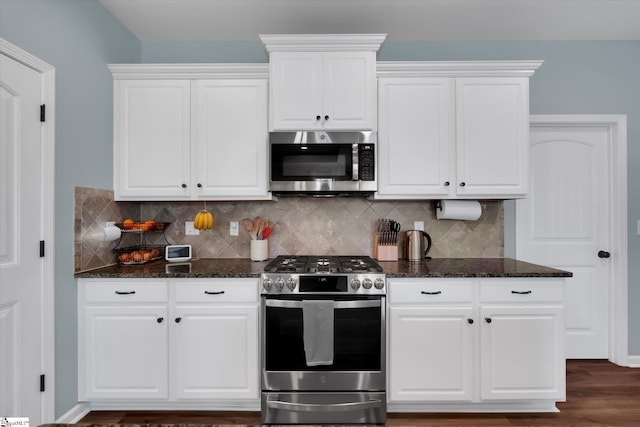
[[79, 400, 260, 412], [388, 400, 560, 413], [627, 355, 640, 368], [55, 402, 91, 423]]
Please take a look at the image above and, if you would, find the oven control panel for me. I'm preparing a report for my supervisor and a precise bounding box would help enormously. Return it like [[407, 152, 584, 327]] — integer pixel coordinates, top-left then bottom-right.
[[261, 274, 386, 295]]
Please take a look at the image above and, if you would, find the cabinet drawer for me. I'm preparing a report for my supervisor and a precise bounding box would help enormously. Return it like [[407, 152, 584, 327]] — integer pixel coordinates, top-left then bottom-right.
[[480, 279, 563, 303], [174, 279, 258, 303], [83, 280, 169, 303], [389, 279, 474, 304]]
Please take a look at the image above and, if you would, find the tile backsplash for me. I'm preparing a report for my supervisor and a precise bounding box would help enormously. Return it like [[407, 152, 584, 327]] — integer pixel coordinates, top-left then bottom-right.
[[75, 186, 503, 272]]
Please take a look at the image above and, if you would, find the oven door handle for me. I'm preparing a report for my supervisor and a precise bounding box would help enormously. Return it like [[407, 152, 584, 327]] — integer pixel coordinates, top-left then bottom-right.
[[265, 299, 381, 309], [266, 398, 383, 413]]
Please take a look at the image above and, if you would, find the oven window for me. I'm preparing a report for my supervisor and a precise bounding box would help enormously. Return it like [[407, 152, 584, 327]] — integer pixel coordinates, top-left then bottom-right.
[[271, 144, 352, 181], [264, 296, 382, 371]]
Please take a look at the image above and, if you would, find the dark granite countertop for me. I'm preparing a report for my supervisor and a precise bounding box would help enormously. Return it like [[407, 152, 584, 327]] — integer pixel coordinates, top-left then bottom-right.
[[75, 257, 571, 279], [380, 258, 572, 278], [75, 258, 269, 279]]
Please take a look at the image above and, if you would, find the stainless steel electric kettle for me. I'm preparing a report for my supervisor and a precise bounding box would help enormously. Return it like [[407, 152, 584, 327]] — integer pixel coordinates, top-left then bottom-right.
[[405, 230, 432, 261]]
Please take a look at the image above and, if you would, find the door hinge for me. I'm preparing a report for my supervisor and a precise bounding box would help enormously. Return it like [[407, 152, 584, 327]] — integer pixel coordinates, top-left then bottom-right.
[[40, 240, 45, 257], [40, 104, 45, 122], [40, 374, 45, 392]]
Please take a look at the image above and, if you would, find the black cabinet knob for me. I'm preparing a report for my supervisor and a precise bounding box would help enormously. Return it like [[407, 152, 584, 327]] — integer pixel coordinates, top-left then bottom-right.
[[324, 115, 329, 121], [175, 317, 182, 323], [157, 317, 164, 323], [467, 318, 474, 324], [485, 317, 492, 324], [460, 182, 466, 187], [197, 183, 202, 188], [181, 183, 187, 188], [598, 250, 611, 258], [316, 115, 321, 121], [444, 181, 450, 186]]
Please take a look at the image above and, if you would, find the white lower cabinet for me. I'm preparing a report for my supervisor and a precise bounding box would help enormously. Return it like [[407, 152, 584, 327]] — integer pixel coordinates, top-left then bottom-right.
[[83, 304, 169, 399], [389, 305, 475, 401], [388, 278, 565, 411], [171, 280, 259, 400], [78, 278, 259, 407]]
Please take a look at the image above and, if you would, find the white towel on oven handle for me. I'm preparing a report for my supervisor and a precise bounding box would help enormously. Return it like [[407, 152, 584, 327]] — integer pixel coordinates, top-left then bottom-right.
[[302, 299, 335, 366]]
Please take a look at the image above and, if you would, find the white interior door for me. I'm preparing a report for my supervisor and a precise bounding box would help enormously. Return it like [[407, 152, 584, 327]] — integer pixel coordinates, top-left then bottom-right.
[[516, 121, 614, 358], [0, 52, 46, 422]]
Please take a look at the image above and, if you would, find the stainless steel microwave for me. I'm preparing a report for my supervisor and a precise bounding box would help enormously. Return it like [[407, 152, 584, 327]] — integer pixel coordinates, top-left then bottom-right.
[[269, 131, 377, 196]]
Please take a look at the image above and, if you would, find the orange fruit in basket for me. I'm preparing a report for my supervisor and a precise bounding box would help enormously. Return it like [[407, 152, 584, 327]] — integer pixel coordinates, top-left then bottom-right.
[[122, 219, 134, 230], [144, 219, 156, 231]]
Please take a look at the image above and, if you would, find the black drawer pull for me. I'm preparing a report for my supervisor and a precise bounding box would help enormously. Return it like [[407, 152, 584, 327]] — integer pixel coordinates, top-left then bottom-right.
[[421, 291, 442, 295], [467, 318, 474, 324], [511, 290, 532, 295], [204, 290, 225, 295], [175, 317, 182, 323], [485, 317, 492, 323], [115, 291, 135, 295], [157, 317, 164, 323]]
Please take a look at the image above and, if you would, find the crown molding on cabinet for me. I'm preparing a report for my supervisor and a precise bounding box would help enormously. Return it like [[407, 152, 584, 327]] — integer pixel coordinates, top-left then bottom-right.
[[376, 60, 544, 78], [108, 63, 269, 80], [260, 33, 387, 52]]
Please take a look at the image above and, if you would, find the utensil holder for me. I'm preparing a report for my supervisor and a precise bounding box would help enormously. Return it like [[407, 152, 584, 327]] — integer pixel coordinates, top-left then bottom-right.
[[250, 239, 268, 261], [374, 233, 398, 261]]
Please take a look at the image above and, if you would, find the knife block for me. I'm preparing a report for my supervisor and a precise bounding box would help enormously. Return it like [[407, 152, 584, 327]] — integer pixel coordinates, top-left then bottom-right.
[[374, 233, 398, 261]]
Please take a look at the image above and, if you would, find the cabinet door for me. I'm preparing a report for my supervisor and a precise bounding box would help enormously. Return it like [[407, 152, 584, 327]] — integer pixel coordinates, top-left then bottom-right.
[[269, 52, 323, 130], [455, 77, 529, 197], [82, 305, 168, 399], [172, 305, 259, 400], [193, 80, 269, 199], [377, 78, 454, 198], [388, 306, 475, 402], [480, 305, 565, 400], [114, 80, 191, 200], [322, 51, 377, 130]]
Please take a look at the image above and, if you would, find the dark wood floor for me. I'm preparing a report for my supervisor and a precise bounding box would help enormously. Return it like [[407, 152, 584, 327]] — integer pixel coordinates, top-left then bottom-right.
[[78, 360, 640, 426]]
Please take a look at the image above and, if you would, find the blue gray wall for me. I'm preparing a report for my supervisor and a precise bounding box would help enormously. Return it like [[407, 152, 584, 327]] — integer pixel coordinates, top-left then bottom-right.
[[1, 0, 639, 419], [0, 0, 140, 418]]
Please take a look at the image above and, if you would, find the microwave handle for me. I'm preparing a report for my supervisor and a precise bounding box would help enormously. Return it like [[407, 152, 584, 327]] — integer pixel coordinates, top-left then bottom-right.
[[265, 299, 381, 310], [352, 143, 359, 181]]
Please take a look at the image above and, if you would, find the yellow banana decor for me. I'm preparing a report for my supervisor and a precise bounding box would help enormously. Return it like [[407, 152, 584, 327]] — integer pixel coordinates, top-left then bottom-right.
[[194, 209, 214, 231]]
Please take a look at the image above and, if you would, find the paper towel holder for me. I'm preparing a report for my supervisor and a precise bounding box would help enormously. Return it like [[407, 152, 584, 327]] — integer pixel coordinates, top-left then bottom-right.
[[435, 200, 483, 221]]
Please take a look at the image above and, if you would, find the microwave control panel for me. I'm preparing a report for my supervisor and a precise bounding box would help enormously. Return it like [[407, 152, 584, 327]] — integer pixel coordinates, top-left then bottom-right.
[[358, 144, 375, 181]]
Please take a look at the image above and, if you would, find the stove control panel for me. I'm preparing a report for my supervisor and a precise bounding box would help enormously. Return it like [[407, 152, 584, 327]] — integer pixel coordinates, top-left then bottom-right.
[[261, 274, 386, 295]]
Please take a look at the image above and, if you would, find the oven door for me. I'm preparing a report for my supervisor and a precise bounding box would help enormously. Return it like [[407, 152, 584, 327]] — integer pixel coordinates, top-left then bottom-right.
[[262, 294, 385, 392]]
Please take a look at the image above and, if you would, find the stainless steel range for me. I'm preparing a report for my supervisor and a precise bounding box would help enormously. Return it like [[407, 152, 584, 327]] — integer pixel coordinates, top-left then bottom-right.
[[261, 255, 386, 424]]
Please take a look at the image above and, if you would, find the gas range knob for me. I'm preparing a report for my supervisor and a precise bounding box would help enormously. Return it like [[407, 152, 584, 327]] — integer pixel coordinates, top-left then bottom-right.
[[362, 278, 373, 289], [350, 278, 361, 290], [286, 277, 297, 291], [263, 278, 273, 291], [374, 278, 385, 290], [275, 278, 285, 291]]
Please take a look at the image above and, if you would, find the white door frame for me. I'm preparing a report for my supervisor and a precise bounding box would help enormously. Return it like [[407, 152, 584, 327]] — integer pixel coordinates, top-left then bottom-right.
[[0, 38, 55, 421], [522, 115, 628, 366]]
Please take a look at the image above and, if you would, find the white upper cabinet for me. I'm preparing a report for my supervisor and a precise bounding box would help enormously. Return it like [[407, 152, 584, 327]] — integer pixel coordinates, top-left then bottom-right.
[[193, 79, 268, 199], [261, 34, 386, 131], [377, 77, 454, 197], [113, 79, 192, 200], [111, 64, 270, 201], [376, 61, 542, 200], [455, 77, 530, 198]]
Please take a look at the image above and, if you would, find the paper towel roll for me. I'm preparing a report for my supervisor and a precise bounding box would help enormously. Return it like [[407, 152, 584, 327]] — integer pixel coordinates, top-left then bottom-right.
[[436, 200, 482, 221]]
